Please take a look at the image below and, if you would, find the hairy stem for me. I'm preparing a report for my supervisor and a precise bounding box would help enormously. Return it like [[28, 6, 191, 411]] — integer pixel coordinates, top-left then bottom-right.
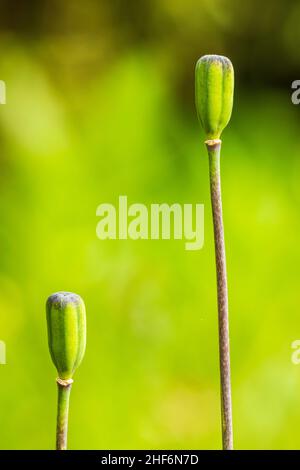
[[206, 139, 233, 450], [56, 379, 72, 450]]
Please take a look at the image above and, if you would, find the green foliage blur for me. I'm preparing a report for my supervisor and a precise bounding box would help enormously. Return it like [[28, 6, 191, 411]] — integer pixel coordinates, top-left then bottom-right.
[[0, 0, 300, 450]]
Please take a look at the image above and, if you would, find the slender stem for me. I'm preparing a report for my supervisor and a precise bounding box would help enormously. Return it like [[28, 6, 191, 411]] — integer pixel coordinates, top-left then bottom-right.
[[206, 139, 233, 450], [56, 379, 72, 450]]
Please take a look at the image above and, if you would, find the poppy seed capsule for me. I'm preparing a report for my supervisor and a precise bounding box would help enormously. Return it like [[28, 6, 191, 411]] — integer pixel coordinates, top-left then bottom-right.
[[46, 292, 86, 380], [195, 55, 234, 140]]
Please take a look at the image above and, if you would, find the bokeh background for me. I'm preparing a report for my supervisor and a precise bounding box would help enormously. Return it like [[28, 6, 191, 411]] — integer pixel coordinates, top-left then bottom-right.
[[0, 0, 300, 450]]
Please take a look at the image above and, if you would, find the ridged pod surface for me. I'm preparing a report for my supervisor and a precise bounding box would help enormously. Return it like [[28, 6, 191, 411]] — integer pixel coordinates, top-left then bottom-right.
[[195, 55, 234, 140], [46, 292, 86, 380]]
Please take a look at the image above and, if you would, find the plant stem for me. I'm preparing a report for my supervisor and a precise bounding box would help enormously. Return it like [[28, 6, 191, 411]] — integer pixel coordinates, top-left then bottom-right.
[[206, 139, 233, 450], [56, 379, 72, 450]]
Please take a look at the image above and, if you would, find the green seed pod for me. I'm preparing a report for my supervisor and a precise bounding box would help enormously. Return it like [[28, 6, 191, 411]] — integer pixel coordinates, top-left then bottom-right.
[[195, 54, 234, 140], [46, 292, 86, 380]]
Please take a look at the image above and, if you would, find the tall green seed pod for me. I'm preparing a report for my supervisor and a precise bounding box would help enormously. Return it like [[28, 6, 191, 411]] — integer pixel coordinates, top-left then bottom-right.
[[195, 54, 235, 450], [46, 291, 86, 450], [195, 54, 234, 140], [46, 291, 86, 380]]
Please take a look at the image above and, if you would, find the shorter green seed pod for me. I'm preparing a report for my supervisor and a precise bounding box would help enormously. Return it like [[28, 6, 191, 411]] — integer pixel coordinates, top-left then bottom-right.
[[195, 54, 234, 140], [46, 292, 86, 380]]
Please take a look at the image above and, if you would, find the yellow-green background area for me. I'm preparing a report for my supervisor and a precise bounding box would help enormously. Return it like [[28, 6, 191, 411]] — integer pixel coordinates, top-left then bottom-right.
[[0, 0, 300, 450]]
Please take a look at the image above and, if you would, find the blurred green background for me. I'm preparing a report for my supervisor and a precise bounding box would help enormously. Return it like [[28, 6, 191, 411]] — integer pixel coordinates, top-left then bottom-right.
[[0, 0, 300, 450]]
